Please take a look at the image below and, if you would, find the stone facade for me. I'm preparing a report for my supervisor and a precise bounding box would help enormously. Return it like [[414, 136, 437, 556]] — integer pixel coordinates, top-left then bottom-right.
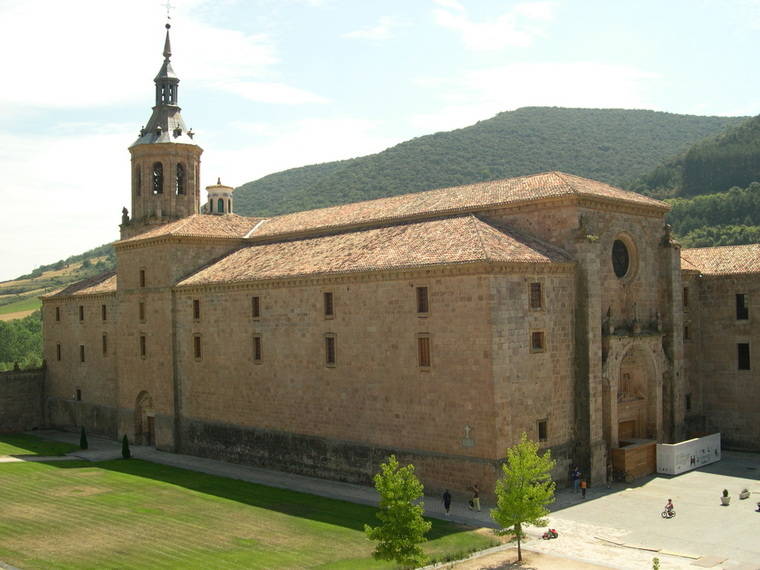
[[0, 368, 44, 433], [35, 26, 759, 499]]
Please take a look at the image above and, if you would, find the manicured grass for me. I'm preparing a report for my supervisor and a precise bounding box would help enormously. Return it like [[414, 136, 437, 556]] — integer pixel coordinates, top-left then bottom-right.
[[0, 434, 79, 456], [0, 296, 41, 314], [0, 459, 496, 569]]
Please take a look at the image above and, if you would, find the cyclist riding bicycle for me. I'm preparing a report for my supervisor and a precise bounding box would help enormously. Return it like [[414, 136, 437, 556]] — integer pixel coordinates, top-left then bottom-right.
[[664, 499, 674, 515]]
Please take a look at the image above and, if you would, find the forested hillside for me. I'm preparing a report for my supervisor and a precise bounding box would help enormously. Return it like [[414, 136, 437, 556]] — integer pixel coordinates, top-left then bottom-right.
[[235, 107, 744, 216], [666, 182, 760, 247], [630, 115, 760, 198]]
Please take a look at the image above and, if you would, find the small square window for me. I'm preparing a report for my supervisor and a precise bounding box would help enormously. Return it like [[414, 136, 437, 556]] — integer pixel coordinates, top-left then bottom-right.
[[538, 419, 548, 442], [529, 282, 543, 310], [417, 335, 431, 368], [738, 342, 751, 370], [101, 304, 107, 321], [55, 307, 60, 322], [325, 334, 336, 366], [139, 301, 146, 322], [252, 296, 261, 319], [79, 305, 84, 322], [139, 269, 146, 288], [193, 299, 200, 321], [56, 343, 61, 361], [531, 331, 546, 352], [324, 292, 334, 318], [140, 335, 147, 358], [253, 335, 262, 363], [102, 334, 108, 356], [193, 335, 202, 360], [79, 345, 85, 363], [416, 286, 429, 314], [736, 293, 749, 320]]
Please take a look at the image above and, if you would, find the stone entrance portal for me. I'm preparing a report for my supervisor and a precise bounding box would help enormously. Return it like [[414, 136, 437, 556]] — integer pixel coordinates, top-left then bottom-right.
[[135, 391, 155, 446]]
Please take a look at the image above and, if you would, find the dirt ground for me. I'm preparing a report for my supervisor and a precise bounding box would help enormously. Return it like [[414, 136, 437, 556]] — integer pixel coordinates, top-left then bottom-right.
[[452, 548, 609, 569], [0, 310, 35, 321]]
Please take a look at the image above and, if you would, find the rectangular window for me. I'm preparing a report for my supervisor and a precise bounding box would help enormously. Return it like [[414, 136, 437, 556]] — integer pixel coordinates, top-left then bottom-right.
[[76, 389, 82, 402], [56, 343, 61, 361], [324, 292, 334, 318], [416, 286, 429, 314], [531, 331, 546, 352], [738, 343, 751, 370], [139, 302, 145, 322], [140, 335, 146, 358], [683, 326, 690, 341], [417, 335, 431, 368], [253, 335, 262, 363], [685, 393, 692, 412], [101, 304, 107, 321], [193, 335, 202, 360], [736, 293, 749, 320], [529, 282, 543, 309], [55, 307, 60, 322], [252, 296, 261, 319], [538, 419, 548, 442], [683, 286, 689, 309], [102, 334, 108, 356], [325, 334, 336, 366], [139, 269, 146, 288], [193, 299, 200, 320], [79, 305, 84, 321], [79, 345, 85, 363]]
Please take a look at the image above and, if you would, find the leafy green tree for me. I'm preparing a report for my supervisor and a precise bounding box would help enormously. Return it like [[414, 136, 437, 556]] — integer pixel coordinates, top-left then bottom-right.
[[491, 433, 556, 561], [80, 427, 88, 450], [364, 455, 431, 568]]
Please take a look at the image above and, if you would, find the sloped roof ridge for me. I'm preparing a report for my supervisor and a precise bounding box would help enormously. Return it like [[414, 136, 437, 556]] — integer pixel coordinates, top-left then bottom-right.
[[469, 214, 489, 260]]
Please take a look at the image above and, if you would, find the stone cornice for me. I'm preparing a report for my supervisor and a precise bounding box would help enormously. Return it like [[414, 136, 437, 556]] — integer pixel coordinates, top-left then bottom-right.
[[41, 291, 117, 303], [114, 235, 247, 251], [174, 260, 575, 295]]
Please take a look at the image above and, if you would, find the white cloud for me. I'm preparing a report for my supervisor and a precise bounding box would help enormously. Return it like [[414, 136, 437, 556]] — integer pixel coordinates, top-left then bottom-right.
[[343, 16, 406, 41], [412, 62, 660, 132], [211, 81, 328, 104], [432, 1, 557, 51], [0, 0, 322, 111]]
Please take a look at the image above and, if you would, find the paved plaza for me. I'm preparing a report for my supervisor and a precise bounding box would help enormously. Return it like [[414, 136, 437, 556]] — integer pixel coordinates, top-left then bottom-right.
[[15, 431, 760, 569]]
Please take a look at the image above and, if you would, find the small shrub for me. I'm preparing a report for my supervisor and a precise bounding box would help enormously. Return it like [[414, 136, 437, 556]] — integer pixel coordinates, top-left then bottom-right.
[[722, 489, 729, 497], [122, 435, 131, 459], [79, 427, 88, 450]]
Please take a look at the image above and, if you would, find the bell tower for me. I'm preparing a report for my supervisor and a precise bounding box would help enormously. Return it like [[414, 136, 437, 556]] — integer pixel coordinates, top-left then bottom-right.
[[122, 22, 202, 239]]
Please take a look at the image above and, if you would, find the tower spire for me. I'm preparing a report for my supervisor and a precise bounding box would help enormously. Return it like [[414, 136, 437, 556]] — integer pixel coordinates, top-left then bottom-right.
[[163, 23, 172, 60]]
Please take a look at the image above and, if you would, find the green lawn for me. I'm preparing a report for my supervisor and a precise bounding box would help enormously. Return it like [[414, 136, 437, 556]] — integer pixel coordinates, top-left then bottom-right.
[[0, 295, 41, 314], [0, 433, 79, 456], [0, 459, 496, 569]]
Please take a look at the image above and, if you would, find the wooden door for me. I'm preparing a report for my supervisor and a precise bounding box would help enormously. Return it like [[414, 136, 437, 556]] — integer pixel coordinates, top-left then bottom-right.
[[147, 416, 155, 447]]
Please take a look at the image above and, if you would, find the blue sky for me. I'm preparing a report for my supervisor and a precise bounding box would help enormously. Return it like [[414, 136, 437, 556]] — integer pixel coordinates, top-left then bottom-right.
[[1, 0, 759, 281]]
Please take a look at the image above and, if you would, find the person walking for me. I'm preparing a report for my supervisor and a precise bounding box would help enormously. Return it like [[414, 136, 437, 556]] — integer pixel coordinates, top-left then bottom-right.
[[442, 489, 452, 515], [469, 484, 481, 512], [580, 478, 587, 499], [571, 466, 580, 493]]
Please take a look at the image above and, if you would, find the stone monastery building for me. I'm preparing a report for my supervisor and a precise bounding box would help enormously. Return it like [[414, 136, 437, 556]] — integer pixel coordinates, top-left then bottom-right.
[[41, 25, 759, 494]]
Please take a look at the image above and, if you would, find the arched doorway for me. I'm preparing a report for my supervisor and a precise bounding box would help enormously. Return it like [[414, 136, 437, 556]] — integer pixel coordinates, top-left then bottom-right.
[[134, 391, 156, 446], [616, 345, 658, 442]]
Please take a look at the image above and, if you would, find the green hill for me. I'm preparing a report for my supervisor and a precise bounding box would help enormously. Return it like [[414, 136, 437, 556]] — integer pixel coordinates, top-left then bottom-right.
[[235, 107, 746, 216], [630, 114, 760, 198]]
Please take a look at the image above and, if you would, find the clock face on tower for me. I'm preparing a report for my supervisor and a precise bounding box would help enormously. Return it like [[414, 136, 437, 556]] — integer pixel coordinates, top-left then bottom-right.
[[612, 239, 630, 278]]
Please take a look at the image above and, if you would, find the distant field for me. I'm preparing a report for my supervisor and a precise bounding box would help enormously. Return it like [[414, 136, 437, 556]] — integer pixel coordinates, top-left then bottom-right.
[[0, 296, 41, 315], [0, 456, 495, 569]]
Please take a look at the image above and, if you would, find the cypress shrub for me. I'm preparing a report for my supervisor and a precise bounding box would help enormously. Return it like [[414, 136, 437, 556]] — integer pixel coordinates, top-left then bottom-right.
[[79, 427, 88, 450], [122, 435, 131, 459]]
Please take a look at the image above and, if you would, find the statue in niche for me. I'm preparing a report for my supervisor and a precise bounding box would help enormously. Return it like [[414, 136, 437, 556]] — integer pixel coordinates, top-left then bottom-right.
[[603, 306, 614, 335], [655, 310, 663, 332], [631, 302, 641, 334], [462, 424, 474, 448], [121, 207, 130, 225]]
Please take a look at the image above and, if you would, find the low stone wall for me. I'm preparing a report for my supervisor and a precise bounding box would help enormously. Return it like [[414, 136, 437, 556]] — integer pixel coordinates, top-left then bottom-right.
[[46, 397, 119, 439], [0, 368, 44, 432], [180, 418, 499, 498]]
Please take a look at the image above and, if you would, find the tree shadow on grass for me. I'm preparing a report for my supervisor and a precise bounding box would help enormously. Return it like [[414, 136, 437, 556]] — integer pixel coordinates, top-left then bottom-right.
[[43, 458, 467, 539]]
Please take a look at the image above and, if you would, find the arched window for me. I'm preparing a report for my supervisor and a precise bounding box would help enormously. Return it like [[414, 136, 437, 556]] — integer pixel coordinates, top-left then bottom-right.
[[217, 198, 225, 213], [152, 162, 163, 195], [135, 167, 141, 196], [175, 163, 185, 195]]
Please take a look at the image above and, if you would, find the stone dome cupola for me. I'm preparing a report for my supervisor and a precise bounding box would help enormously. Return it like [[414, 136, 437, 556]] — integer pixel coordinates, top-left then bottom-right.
[[206, 178, 235, 215]]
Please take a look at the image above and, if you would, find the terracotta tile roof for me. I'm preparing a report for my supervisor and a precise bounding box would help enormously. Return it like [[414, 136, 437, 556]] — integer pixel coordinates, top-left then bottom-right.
[[178, 215, 571, 287], [681, 244, 760, 275], [250, 171, 668, 239], [120, 214, 263, 243], [43, 271, 117, 298]]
